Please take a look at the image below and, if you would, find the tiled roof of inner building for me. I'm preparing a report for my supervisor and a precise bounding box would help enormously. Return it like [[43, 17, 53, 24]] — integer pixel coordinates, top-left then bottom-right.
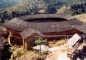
[[20, 28, 43, 39]]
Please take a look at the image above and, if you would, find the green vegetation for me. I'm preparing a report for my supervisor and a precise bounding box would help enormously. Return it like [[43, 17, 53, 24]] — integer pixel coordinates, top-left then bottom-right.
[[1, 45, 12, 60], [0, 0, 86, 24], [57, 5, 73, 14], [0, 0, 47, 23], [48, 39, 67, 47], [35, 38, 47, 45], [9, 47, 41, 60], [0, 0, 17, 9], [9, 47, 26, 60]]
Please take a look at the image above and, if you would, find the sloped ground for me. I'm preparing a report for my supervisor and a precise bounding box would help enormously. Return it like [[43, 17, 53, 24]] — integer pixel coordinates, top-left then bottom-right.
[[46, 44, 70, 60], [48, 39, 67, 47], [10, 44, 70, 60], [15, 51, 40, 60], [9, 47, 41, 60], [9, 39, 67, 60], [75, 14, 86, 23]]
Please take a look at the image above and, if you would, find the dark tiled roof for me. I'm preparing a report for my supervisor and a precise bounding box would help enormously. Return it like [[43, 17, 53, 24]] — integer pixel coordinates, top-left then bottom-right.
[[18, 14, 74, 20], [75, 23, 86, 34], [4, 14, 83, 33], [68, 19, 83, 26]]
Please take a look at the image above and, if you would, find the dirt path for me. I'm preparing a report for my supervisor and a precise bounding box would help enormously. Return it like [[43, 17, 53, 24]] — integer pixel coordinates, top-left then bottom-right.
[[46, 44, 70, 60]]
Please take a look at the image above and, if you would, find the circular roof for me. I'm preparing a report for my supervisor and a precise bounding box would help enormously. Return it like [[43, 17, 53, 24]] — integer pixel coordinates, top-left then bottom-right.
[[4, 14, 79, 32]]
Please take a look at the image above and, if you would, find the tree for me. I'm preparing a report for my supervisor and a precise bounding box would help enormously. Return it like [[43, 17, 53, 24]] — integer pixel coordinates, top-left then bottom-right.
[[35, 38, 48, 55], [12, 11, 17, 18], [47, 7, 57, 14], [1, 11, 8, 23]]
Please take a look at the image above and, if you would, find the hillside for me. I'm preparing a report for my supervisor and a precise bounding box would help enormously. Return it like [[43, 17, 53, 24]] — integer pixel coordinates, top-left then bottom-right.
[[0, 0, 17, 9], [0, 0, 85, 11], [0, 0, 86, 23], [0, 0, 26, 9], [5, 0, 47, 14], [0, 0, 47, 21], [44, 0, 84, 5]]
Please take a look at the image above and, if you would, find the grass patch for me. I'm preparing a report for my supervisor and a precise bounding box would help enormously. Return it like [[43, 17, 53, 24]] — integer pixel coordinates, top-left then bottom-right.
[[74, 14, 86, 22], [9, 47, 41, 60], [48, 39, 67, 47], [9, 47, 27, 60]]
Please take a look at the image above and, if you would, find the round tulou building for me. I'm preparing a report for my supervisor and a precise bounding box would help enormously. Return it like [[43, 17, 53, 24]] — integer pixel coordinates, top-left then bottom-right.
[[4, 14, 84, 50]]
